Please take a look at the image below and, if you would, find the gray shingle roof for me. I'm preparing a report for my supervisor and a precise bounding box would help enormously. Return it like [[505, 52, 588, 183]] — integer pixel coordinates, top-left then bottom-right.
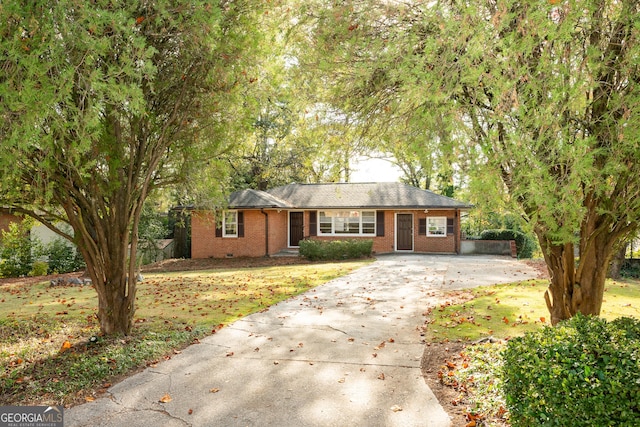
[[259, 182, 471, 209], [229, 189, 292, 209]]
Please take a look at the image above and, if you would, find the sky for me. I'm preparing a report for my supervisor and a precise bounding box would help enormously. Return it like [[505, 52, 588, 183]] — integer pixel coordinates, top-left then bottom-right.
[[350, 157, 403, 183]]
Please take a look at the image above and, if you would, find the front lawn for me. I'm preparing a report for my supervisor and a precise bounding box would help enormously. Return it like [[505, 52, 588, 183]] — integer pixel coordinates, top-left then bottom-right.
[[0, 260, 370, 406]]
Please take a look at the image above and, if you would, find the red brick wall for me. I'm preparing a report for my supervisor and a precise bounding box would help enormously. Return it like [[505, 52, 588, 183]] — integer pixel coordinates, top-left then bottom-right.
[[191, 208, 462, 259], [191, 210, 289, 258], [414, 209, 459, 254]]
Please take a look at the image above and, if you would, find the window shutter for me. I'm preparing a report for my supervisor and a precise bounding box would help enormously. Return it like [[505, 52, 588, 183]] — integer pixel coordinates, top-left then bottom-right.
[[238, 211, 244, 237], [376, 211, 385, 236], [215, 215, 222, 237], [419, 219, 427, 236], [309, 211, 317, 236], [447, 217, 454, 235]]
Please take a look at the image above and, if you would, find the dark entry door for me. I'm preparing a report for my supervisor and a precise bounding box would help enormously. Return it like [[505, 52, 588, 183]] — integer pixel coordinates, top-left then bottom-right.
[[289, 212, 304, 247], [396, 214, 413, 251]]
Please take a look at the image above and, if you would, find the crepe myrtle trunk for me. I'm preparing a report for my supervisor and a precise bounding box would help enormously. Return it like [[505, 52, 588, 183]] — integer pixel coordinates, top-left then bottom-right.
[[536, 226, 615, 326], [65, 206, 140, 336]]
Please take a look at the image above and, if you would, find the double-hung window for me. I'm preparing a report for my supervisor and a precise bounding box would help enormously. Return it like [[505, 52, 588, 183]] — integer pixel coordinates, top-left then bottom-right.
[[426, 217, 446, 236], [318, 210, 376, 236], [223, 211, 238, 237]]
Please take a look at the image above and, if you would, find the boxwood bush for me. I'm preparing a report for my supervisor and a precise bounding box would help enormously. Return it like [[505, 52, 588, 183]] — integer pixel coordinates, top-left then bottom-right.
[[479, 229, 537, 259], [299, 239, 373, 261], [503, 314, 640, 426]]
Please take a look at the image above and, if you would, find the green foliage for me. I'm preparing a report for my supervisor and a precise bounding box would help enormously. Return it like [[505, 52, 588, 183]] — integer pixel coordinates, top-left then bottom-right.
[[0, 0, 265, 334], [621, 260, 640, 279], [479, 229, 537, 259], [299, 239, 373, 261], [0, 221, 35, 278], [45, 238, 85, 274], [29, 261, 48, 277], [302, 0, 640, 319], [503, 314, 640, 426], [137, 204, 169, 265]]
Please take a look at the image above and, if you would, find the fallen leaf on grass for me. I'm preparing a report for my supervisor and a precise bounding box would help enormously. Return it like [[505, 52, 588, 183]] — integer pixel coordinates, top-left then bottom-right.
[[159, 393, 172, 403], [59, 340, 72, 353]]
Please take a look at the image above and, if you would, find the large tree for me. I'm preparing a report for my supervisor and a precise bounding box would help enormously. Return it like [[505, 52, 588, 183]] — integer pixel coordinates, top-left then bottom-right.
[[302, 0, 640, 324], [0, 0, 263, 334]]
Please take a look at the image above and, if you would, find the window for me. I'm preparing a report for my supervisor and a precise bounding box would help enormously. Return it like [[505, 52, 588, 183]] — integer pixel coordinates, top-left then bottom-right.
[[223, 211, 238, 237], [317, 210, 376, 235], [362, 211, 375, 234], [427, 217, 446, 236]]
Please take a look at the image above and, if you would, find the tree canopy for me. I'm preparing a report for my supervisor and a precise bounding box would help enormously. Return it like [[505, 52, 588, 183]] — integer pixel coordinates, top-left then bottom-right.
[[0, 0, 263, 334], [299, 0, 640, 323]]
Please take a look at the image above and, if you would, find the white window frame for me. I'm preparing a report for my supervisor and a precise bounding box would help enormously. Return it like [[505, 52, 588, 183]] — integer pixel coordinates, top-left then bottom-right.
[[426, 217, 447, 237], [223, 211, 238, 237], [317, 210, 376, 236]]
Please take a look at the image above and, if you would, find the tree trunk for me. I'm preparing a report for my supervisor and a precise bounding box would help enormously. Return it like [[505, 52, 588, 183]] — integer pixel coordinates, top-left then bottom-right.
[[608, 244, 627, 280], [536, 205, 627, 325], [78, 221, 138, 335], [61, 188, 140, 335]]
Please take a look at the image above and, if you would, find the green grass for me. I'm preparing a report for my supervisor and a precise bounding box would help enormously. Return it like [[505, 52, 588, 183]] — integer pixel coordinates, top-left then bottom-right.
[[0, 260, 370, 406]]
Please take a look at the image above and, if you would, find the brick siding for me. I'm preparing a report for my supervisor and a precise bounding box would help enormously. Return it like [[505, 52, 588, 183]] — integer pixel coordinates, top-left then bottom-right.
[[192, 208, 461, 259]]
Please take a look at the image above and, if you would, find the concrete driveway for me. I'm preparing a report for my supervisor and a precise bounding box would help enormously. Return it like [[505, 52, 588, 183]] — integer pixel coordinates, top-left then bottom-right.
[[65, 254, 541, 427]]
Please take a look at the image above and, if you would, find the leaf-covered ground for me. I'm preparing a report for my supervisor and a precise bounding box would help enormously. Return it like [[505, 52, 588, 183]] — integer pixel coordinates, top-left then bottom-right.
[[0, 256, 369, 406]]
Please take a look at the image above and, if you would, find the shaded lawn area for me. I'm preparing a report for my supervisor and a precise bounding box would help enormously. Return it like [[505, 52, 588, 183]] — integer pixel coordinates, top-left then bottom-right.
[[0, 259, 370, 406]]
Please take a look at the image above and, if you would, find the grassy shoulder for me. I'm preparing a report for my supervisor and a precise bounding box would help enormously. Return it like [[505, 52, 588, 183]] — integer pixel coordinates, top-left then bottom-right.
[[426, 277, 640, 426], [0, 259, 371, 406]]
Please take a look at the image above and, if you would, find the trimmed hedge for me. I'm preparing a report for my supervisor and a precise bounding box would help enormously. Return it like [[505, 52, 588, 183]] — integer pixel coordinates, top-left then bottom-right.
[[479, 229, 536, 259], [503, 314, 640, 426], [299, 239, 373, 261]]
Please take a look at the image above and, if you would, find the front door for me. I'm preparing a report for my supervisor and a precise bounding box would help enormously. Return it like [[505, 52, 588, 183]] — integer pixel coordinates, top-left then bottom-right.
[[289, 212, 304, 247], [396, 213, 413, 251]]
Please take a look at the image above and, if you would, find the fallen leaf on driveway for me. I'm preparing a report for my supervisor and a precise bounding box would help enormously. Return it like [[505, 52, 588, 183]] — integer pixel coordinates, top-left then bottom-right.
[[159, 393, 172, 403], [209, 388, 220, 393], [391, 405, 403, 412]]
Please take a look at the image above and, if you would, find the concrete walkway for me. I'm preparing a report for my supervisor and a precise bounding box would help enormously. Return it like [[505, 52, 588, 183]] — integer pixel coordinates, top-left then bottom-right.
[[65, 254, 540, 427]]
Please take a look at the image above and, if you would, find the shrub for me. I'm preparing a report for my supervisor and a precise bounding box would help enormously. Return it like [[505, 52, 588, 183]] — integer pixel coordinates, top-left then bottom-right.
[[0, 221, 36, 277], [46, 238, 85, 274], [479, 229, 537, 259], [299, 239, 373, 261], [503, 314, 640, 426], [29, 261, 49, 277]]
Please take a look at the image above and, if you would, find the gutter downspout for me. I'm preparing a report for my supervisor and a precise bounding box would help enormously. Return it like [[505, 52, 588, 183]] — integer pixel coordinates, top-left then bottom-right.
[[455, 209, 460, 254], [260, 209, 269, 257]]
